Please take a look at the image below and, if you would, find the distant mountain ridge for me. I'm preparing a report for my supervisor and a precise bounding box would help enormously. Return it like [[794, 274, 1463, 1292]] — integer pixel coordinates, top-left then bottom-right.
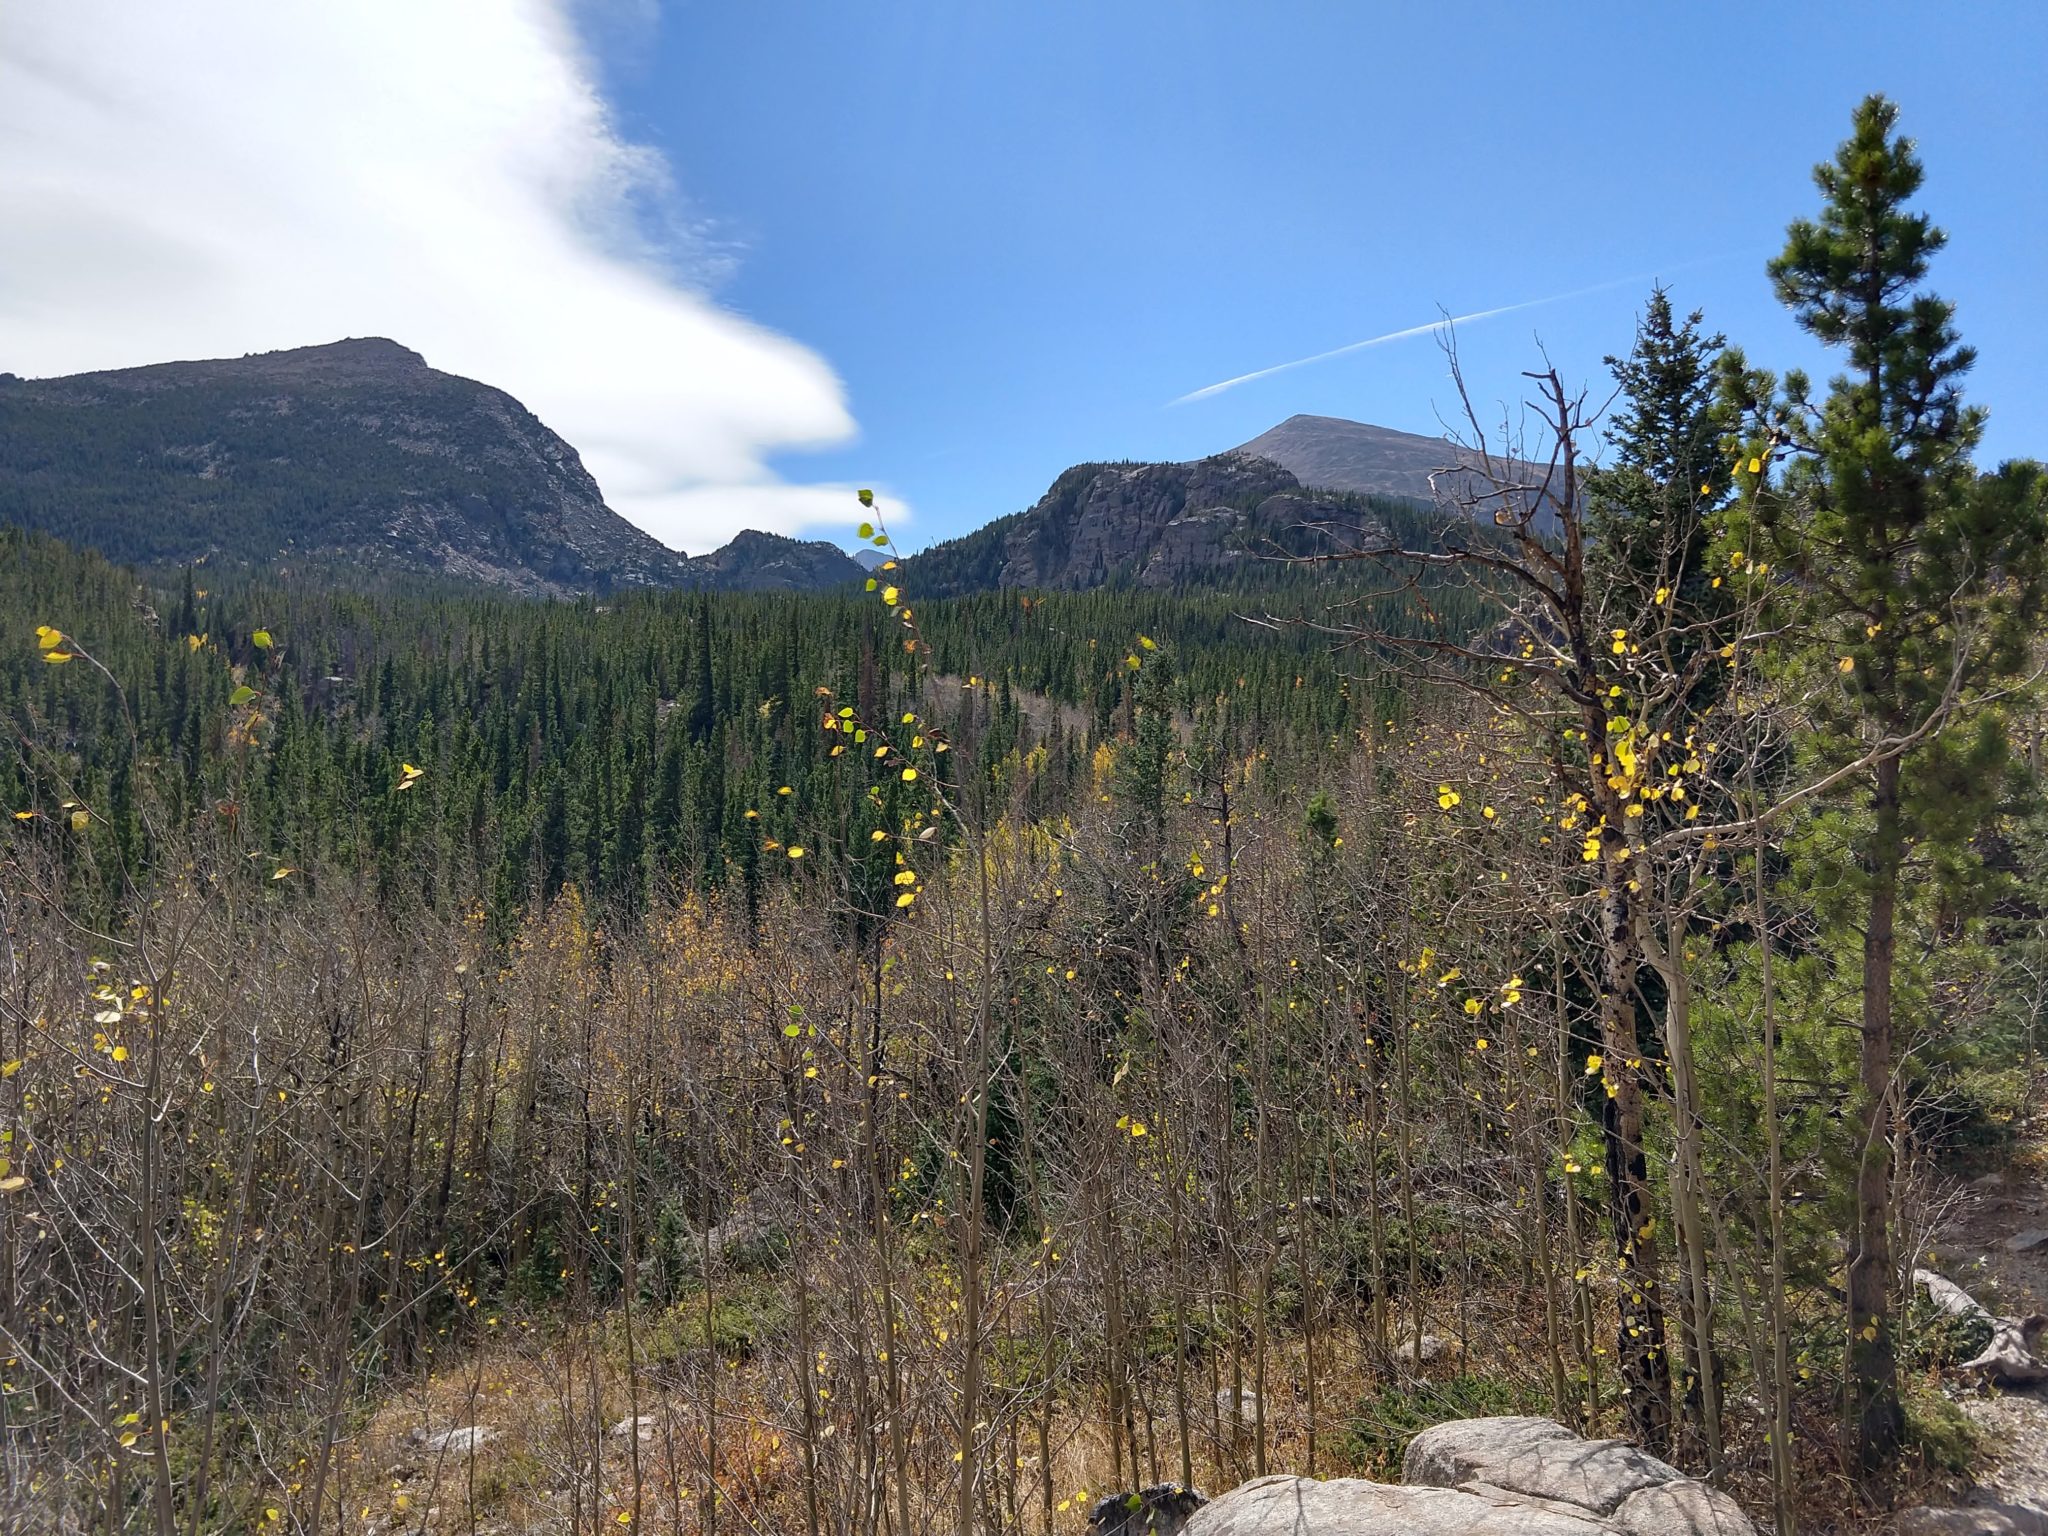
[[0, 341, 1532, 601], [0, 339, 865, 596], [1232, 414, 1564, 528]]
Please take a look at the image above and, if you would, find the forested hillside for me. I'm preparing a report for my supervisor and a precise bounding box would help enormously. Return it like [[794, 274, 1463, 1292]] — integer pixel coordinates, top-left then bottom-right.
[[0, 522, 1492, 935], [1, 98, 2044, 1536]]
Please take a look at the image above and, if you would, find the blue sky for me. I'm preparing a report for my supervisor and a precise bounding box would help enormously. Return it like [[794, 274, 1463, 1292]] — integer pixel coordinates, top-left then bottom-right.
[[606, 0, 2046, 547], [5, 2, 2041, 552]]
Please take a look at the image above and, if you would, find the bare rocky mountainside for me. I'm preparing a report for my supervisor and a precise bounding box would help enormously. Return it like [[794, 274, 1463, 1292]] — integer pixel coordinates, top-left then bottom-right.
[[0, 338, 866, 596], [902, 452, 1408, 597], [1235, 413, 1566, 530]]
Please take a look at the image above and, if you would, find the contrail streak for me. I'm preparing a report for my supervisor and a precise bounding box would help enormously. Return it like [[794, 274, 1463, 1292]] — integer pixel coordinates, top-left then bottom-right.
[[1166, 270, 1681, 407]]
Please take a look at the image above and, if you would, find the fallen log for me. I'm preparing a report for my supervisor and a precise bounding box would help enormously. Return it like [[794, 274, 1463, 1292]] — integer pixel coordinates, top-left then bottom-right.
[[1913, 1268, 2048, 1385]]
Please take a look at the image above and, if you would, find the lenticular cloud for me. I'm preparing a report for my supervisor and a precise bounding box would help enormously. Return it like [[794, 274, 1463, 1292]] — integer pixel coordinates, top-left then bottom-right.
[[0, 0, 876, 552]]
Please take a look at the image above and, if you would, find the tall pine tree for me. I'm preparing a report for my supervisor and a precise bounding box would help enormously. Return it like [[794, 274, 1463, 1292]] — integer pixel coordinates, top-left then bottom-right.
[[1755, 94, 2048, 1466]]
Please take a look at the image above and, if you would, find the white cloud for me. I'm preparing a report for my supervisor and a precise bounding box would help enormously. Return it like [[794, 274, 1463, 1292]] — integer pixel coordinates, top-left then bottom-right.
[[0, 0, 884, 554]]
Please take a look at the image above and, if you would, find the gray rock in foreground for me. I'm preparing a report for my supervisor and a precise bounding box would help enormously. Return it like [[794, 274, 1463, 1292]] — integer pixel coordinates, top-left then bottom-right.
[[1167, 1415, 1754, 1535], [1405, 1415, 1677, 1513], [1404, 1416, 1751, 1534], [1184, 1475, 1614, 1534]]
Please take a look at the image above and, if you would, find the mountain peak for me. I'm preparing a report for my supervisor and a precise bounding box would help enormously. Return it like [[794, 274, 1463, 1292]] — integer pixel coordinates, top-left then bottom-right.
[[678, 529, 865, 592], [1233, 413, 1562, 528], [1232, 415, 1458, 500], [0, 340, 684, 593], [294, 336, 427, 366]]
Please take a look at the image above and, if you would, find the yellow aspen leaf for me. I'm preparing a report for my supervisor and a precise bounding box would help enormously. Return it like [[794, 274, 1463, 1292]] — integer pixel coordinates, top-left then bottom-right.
[[786, 846, 805, 859], [1838, 656, 1855, 673], [882, 586, 900, 606], [901, 767, 918, 782], [895, 892, 916, 908]]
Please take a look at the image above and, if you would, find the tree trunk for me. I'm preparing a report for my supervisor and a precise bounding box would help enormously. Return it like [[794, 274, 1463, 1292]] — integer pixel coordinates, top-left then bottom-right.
[[1849, 751, 1905, 1464], [1598, 854, 1673, 1452]]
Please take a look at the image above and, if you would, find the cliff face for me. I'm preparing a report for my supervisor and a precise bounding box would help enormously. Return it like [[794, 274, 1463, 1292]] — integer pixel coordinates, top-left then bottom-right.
[[907, 454, 1383, 596], [0, 338, 696, 595]]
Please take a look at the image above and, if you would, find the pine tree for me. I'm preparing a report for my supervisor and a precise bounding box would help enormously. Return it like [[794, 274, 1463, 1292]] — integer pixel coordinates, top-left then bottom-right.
[[1757, 94, 2048, 1466]]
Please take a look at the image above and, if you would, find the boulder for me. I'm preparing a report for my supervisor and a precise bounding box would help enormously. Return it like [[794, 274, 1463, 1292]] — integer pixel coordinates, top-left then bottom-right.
[[1403, 1416, 1681, 1515], [1183, 1474, 1614, 1535], [1140, 1415, 1756, 1535], [1215, 1388, 1261, 1423], [1395, 1334, 1452, 1365], [2002, 1229, 2048, 1255], [1612, 1479, 1757, 1535], [413, 1425, 494, 1455], [1088, 1484, 1209, 1536], [1403, 1416, 1753, 1534], [610, 1414, 657, 1440]]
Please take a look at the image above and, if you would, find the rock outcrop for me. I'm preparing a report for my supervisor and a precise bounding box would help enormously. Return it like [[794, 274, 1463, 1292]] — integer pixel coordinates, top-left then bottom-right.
[[904, 455, 1391, 597], [1095, 1415, 1757, 1536]]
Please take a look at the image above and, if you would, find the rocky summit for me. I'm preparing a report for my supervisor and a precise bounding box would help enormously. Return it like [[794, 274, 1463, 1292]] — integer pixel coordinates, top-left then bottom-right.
[[1234, 414, 1566, 531], [0, 338, 704, 595], [0, 338, 866, 598], [903, 452, 1393, 596]]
